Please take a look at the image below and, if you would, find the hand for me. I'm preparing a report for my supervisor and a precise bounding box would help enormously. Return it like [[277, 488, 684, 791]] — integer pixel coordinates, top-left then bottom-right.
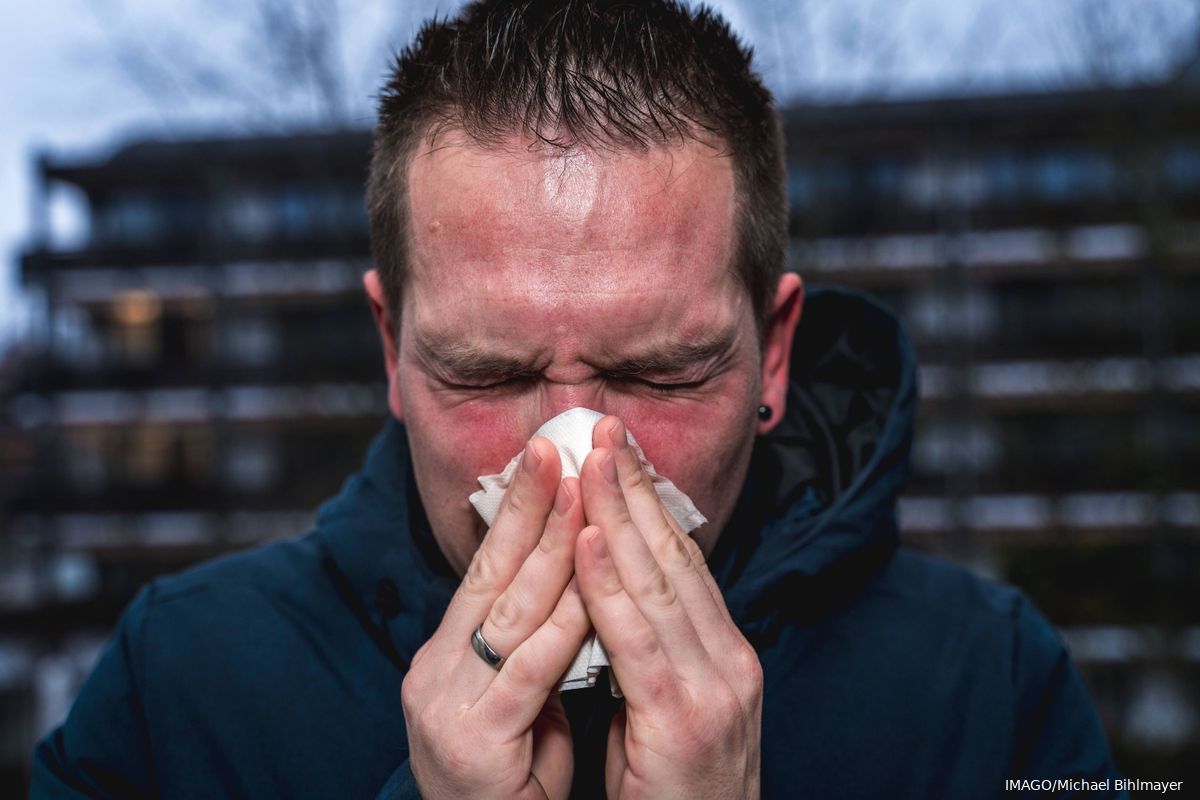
[[401, 437, 592, 800], [574, 416, 764, 800]]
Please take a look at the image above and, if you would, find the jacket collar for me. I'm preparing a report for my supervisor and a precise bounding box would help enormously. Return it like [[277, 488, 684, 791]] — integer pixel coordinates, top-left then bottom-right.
[[314, 418, 458, 662], [711, 287, 915, 631]]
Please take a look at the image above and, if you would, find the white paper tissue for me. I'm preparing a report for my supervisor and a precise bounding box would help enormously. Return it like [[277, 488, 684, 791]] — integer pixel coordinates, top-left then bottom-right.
[[468, 407, 707, 693]]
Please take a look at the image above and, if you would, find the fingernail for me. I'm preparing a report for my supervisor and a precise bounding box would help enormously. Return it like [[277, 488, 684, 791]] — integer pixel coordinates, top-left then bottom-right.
[[588, 528, 608, 560], [609, 419, 627, 450], [601, 451, 618, 485], [554, 480, 573, 516], [522, 440, 542, 475]]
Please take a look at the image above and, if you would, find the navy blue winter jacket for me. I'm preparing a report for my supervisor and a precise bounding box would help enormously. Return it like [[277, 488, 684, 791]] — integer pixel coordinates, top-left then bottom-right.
[[30, 288, 1124, 798]]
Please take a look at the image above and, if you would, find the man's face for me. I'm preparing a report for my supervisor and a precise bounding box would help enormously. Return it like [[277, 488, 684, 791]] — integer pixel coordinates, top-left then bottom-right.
[[369, 130, 792, 576]]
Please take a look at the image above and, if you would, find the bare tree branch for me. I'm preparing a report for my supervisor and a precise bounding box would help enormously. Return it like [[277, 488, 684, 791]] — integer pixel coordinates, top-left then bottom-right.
[[85, 0, 416, 133]]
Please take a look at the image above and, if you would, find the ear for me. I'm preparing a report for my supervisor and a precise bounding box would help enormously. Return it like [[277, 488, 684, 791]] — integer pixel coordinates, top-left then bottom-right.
[[363, 269, 405, 422], [757, 271, 804, 434]]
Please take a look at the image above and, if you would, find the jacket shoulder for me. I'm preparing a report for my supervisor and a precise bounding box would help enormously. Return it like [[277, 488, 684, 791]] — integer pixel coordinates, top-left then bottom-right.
[[129, 531, 363, 686], [151, 531, 327, 605], [879, 548, 1119, 782], [840, 545, 1073, 701], [882, 546, 1103, 680], [877, 545, 1038, 629]]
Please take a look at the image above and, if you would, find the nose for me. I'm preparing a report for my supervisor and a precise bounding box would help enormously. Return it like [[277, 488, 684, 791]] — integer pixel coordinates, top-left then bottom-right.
[[538, 378, 606, 424]]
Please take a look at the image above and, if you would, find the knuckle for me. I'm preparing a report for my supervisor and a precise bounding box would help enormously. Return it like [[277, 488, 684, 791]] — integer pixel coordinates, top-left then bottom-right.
[[503, 473, 546, 520], [464, 546, 500, 593], [733, 645, 764, 693], [682, 533, 707, 567], [487, 587, 523, 633], [732, 643, 762, 678], [501, 653, 540, 689], [547, 597, 577, 635], [625, 625, 661, 662], [409, 696, 449, 749], [504, 484, 530, 516], [661, 530, 694, 571], [535, 527, 558, 557], [409, 638, 432, 670], [596, 555, 625, 597], [621, 463, 648, 493], [400, 674, 422, 717], [637, 566, 677, 607], [417, 705, 442, 740]]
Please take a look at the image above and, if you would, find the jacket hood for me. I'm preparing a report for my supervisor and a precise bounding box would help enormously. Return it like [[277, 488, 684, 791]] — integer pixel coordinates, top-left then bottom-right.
[[709, 286, 918, 634], [316, 286, 917, 660]]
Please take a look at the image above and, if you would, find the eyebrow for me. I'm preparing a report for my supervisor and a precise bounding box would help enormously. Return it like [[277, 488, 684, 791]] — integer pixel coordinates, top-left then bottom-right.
[[414, 327, 739, 382], [600, 330, 739, 376], [413, 336, 539, 382]]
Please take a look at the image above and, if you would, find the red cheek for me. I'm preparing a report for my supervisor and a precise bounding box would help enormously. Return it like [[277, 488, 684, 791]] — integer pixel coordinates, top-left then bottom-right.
[[609, 401, 712, 479], [442, 403, 529, 475]]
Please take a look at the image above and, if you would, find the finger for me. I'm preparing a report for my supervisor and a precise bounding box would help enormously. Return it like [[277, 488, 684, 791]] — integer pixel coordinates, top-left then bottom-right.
[[580, 448, 712, 680], [433, 436, 562, 651], [458, 477, 584, 698], [574, 523, 689, 711], [594, 416, 740, 637], [476, 575, 592, 736], [592, 416, 683, 550]]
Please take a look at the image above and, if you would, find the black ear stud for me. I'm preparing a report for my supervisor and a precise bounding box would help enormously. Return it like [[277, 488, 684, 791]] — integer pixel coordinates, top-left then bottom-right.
[[757, 404, 772, 422]]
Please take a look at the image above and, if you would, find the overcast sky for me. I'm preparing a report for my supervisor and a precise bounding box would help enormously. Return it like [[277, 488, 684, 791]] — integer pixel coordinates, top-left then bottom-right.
[[2, 0, 1197, 352]]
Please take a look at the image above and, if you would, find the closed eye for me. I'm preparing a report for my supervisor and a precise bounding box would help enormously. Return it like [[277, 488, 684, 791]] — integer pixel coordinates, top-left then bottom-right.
[[622, 377, 708, 394], [442, 375, 536, 392], [440, 374, 707, 395]]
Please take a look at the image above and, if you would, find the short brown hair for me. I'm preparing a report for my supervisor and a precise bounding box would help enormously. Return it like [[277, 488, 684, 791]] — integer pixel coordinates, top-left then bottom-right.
[[367, 0, 786, 338]]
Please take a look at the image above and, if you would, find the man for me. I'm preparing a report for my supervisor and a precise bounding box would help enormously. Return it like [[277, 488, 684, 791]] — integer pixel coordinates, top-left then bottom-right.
[[32, 1, 1123, 798]]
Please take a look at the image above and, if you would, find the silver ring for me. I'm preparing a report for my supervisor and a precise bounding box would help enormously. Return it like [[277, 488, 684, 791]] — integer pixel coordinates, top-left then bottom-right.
[[471, 625, 505, 669]]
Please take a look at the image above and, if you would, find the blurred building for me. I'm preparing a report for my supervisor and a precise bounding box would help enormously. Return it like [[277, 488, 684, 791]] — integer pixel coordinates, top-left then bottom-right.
[[3, 68, 1199, 789], [1, 132, 387, 790], [784, 66, 1200, 780]]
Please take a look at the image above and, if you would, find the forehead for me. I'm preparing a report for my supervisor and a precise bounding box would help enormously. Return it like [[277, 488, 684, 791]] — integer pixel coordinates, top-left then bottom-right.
[[401, 132, 746, 360], [404, 130, 737, 306]]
